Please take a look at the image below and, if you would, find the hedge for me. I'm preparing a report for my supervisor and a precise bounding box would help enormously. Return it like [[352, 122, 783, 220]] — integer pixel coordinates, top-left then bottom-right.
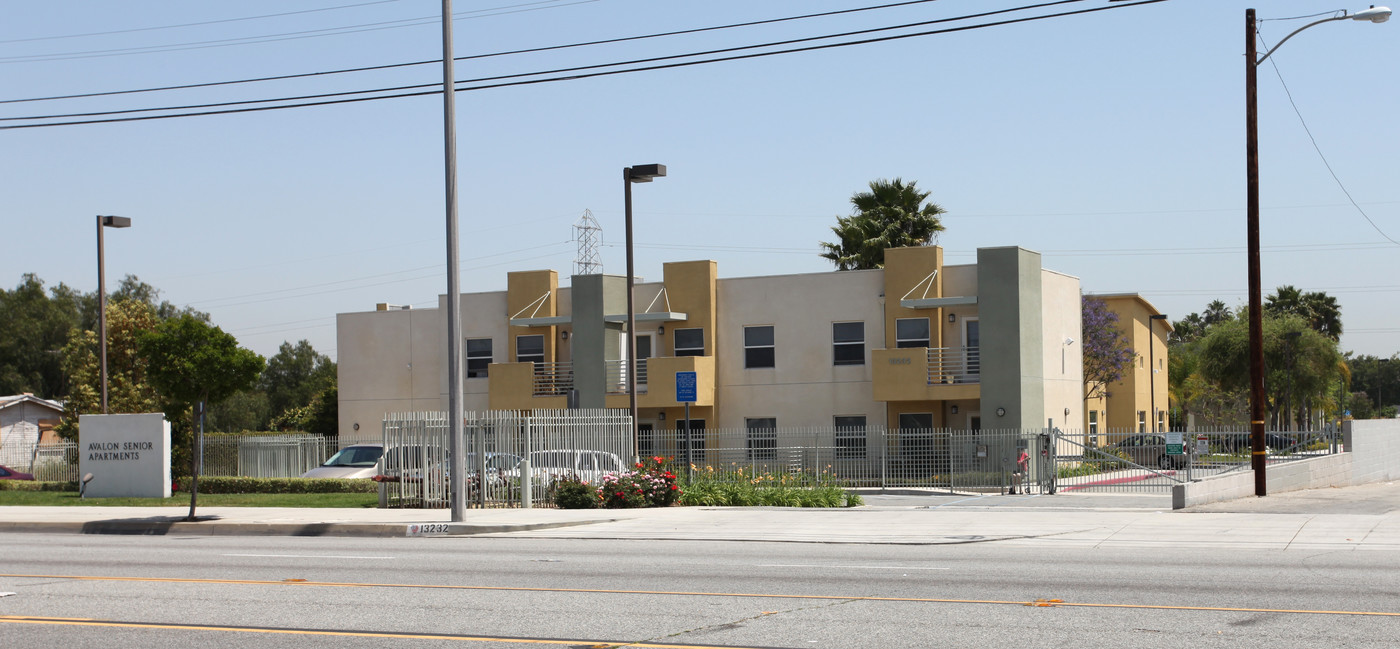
[[0, 480, 79, 492], [175, 477, 379, 494]]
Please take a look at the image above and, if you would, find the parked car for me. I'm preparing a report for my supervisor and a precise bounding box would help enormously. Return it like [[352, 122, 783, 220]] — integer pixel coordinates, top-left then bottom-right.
[[1106, 434, 1188, 470], [0, 464, 35, 481], [300, 444, 384, 479], [501, 449, 625, 485]]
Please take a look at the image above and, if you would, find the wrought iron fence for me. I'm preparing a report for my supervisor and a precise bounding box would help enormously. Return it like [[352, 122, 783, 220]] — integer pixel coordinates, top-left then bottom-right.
[[379, 409, 633, 509], [1051, 426, 1341, 494], [0, 441, 80, 482], [200, 433, 339, 478]]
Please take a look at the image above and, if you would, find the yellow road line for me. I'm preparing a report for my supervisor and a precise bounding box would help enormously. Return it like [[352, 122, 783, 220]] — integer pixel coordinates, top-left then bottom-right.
[[0, 616, 757, 649], [2, 573, 1397, 618]]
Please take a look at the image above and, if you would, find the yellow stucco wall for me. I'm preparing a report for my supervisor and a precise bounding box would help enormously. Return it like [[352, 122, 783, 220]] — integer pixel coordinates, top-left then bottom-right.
[[872, 348, 980, 403], [506, 270, 558, 363], [1086, 295, 1170, 433], [661, 260, 717, 357], [488, 362, 567, 411], [882, 246, 944, 351]]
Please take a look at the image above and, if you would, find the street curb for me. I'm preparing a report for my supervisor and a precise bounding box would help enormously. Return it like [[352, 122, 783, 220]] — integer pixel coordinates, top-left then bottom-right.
[[0, 518, 614, 538]]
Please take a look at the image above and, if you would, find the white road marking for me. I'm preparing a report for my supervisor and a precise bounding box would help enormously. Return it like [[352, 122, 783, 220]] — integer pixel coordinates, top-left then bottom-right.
[[756, 564, 949, 570], [221, 554, 394, 559]]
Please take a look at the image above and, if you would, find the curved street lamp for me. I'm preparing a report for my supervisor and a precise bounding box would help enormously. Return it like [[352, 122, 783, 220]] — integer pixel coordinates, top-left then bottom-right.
[[1245, 6, 1389, 496]]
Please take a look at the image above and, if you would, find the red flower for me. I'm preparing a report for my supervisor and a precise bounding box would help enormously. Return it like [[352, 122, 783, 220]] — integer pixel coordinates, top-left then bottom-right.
[[670, 485, 678, 490], [635, 462, 644, 469]]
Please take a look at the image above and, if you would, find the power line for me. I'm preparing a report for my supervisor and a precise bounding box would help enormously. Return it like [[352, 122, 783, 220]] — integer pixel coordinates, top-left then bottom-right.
[[0, 0, 1169, 131], [1259, 33, 1400, 247], [1, 0, 970, 105], [0, 0, 406, 45], [0, 0, 596, 64], [3, 0, 1076, 122]]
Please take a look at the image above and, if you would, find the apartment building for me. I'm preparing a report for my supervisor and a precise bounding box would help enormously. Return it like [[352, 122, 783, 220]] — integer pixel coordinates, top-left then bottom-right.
[[1082, 293, 1172, 441], [336, 245, 1085, 445]]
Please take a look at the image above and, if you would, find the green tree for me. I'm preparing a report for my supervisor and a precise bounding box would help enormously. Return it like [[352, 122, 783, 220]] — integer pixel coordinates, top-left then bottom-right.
[[1347, 355, 1399, 416], [260, 339, 336, 423], [54, 299, 164, 440], [1196, 313, 1343, 428], [206, 389, 270, 432], [139, 315, 264, 519], [1266, 285, 1342, 341], [0, 274, 84, 398], [820, 178, 946, 270]]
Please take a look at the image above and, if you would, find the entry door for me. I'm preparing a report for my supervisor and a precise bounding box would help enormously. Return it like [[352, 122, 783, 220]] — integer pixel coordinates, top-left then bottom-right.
[[638, 423, 655, 457], [636, 334, 653, 386]]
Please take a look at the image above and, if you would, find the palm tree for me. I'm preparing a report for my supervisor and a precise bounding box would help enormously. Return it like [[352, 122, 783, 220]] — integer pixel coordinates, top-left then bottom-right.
[[820, 178, 946, 270], [1266, 285, 1342, 341]]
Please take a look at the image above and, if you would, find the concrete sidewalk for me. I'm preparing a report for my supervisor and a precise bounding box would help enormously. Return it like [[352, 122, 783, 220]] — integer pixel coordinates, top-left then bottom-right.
[[2, 483, 1397, 549]]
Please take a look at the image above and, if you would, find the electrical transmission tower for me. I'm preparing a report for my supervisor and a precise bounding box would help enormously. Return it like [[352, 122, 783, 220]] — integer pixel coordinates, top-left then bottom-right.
[[574, 209, 603, 275]]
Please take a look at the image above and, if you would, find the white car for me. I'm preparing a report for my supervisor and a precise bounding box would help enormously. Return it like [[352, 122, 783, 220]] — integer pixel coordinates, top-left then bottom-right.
[[300, 444, 384, 479], [501, 449, 626, 485]]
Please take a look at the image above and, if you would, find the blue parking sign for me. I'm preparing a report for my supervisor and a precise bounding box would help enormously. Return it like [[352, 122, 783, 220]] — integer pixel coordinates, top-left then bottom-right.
[[675, 371, 697, 403]]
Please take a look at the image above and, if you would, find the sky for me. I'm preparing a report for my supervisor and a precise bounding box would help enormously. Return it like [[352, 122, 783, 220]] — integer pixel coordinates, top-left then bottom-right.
[[3, 0, 1397, 363]]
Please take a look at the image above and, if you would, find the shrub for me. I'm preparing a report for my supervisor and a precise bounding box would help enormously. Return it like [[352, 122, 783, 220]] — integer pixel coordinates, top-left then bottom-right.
[[0, 480, 78, 492], [175, 476, 377, 494], [552, 475, 597, 509]]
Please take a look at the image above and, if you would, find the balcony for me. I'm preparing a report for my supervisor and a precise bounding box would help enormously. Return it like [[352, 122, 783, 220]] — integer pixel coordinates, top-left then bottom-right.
[[604, 359, 648, 395], [872, 346, 980, 403], [532, 362, 573, 396], [925, 347, 980, 385]]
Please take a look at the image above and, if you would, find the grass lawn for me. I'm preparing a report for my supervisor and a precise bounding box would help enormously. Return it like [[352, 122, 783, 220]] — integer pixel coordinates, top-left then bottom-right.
[[0, 491, 379, 508]]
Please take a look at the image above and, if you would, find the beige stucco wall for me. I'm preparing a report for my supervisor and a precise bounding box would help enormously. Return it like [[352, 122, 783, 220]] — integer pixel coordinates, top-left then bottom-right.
[[1040, 269, 1083, 431], [336, 307, 443, 443], [714, 268, 884, 429]]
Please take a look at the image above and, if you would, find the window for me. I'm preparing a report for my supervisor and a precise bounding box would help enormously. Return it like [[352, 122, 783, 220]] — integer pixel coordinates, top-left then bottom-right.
[[744, 325, 775, 369], [834, 415, 867, 459], [674, 328, 704, 357], [517, 334, 544, 365], [746, 417, 777, 460], [896, 318, 930, 348], [1088, 410, 1099, 447], [832, 322, 865, 366], [1137, 411, 1147, 434], [466, 338, 492, 378]]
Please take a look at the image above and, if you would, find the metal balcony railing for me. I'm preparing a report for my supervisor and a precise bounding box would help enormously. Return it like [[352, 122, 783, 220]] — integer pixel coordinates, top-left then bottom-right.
[[604, 358, 649, 394], [926, 346, 980, 385], [532, 362, 573, 396]]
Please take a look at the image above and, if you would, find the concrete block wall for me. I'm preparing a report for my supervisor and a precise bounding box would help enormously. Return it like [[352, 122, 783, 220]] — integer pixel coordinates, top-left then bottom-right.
[[1347, 419, 1400, 485]]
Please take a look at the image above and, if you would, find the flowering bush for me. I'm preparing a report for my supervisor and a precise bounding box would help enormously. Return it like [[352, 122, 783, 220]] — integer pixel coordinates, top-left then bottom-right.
[[552, 475, 597, 509], [594, 456, 681, 509]]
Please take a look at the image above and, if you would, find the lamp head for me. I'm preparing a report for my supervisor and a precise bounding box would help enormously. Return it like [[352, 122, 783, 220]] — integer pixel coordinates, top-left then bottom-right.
[[1353, 5, 1392, 22], [626, 164, 667, 183], [100, 215, 131, 228]]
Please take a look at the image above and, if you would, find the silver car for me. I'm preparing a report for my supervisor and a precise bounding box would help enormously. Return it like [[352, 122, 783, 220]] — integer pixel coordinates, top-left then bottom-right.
[[301, 444, 384, 479]]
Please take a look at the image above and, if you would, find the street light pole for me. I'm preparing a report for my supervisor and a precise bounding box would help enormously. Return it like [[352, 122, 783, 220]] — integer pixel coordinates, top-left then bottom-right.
[[440, 0, 466, 522], [623, 164, 666, 461], [96, 215, 131, 414], [1243, 5, 1389, 497]]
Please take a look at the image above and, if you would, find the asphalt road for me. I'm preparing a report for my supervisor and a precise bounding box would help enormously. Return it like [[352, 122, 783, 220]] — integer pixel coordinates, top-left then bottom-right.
[[3, 524, 1398, 649]]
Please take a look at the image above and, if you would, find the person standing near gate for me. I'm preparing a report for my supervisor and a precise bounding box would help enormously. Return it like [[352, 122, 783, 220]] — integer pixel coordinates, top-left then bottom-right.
[[1009, 448, 1029, 494]]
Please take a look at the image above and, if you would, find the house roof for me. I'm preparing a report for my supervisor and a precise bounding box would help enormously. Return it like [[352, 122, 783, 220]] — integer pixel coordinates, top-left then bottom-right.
[[0, 394, 64, 414]]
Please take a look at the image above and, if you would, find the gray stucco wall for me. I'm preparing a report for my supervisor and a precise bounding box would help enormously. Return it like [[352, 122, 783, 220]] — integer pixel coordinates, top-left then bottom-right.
[[976, 247, 1045, 430], [570, 274, 629, 408]]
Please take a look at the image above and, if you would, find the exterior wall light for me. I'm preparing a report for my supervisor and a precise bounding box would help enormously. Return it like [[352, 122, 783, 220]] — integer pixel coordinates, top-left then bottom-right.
[[996, 407, 1006, 417]]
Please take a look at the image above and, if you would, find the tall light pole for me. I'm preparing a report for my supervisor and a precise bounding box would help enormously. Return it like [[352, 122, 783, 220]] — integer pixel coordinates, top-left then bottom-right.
[[623, 164, 666, 460], [440, 0, 466, 522], [1149, 313, 1168, 432], [1245, 5, 1389, 496], [96, 215, 131, 414]]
